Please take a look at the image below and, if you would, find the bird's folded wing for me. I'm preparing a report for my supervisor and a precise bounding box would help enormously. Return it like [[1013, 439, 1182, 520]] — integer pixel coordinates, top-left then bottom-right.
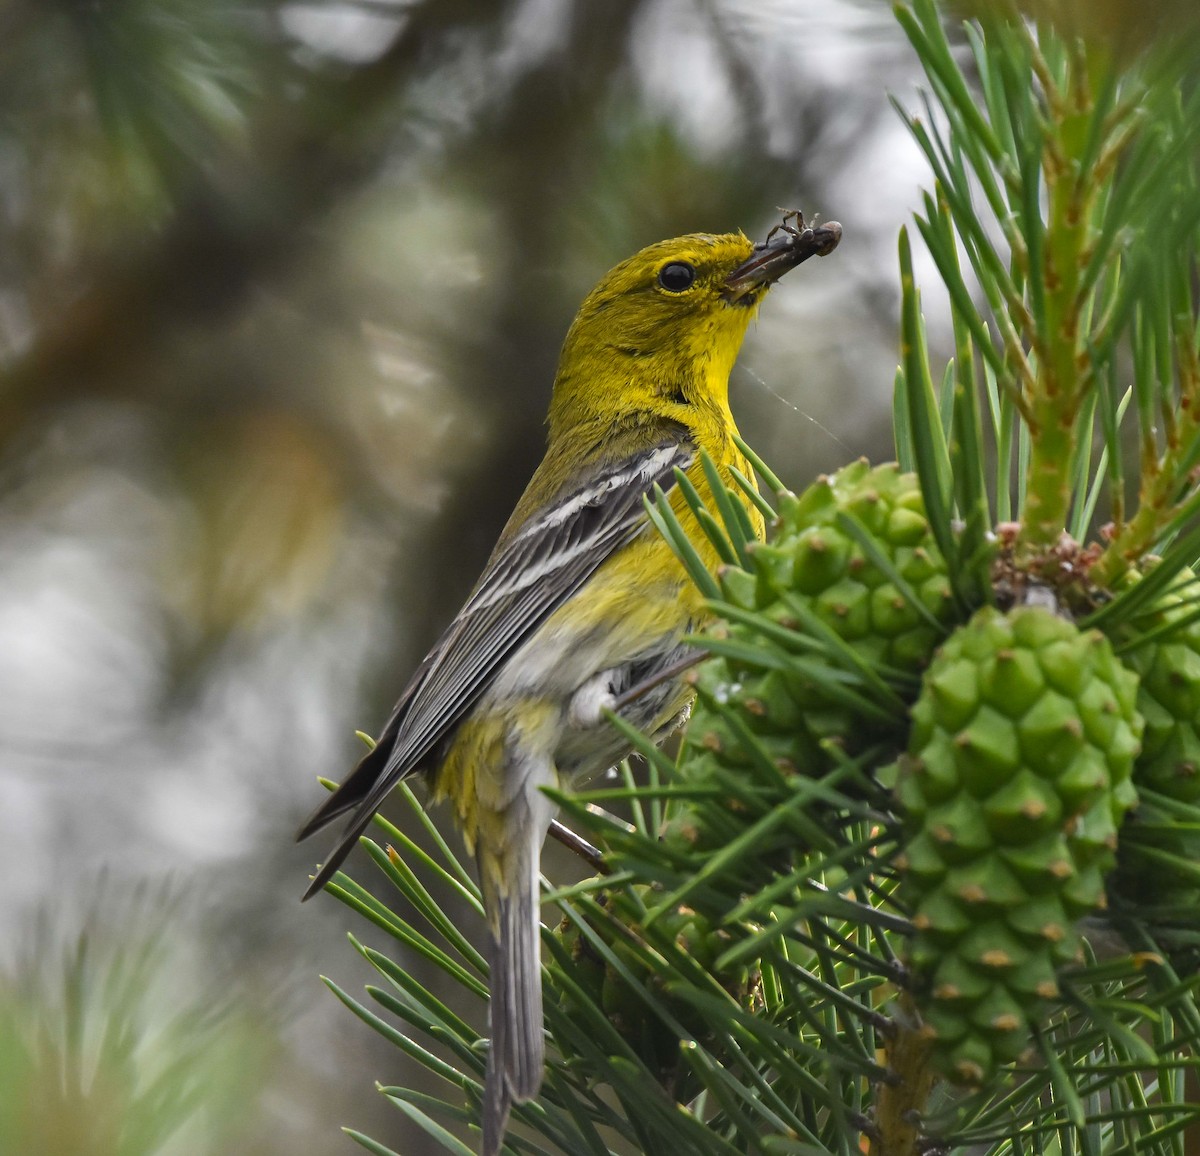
[[297, 437, 694, 892]]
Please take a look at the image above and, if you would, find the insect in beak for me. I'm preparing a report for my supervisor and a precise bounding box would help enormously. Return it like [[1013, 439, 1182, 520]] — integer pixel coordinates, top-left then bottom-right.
[[724, 210, 842, 303]]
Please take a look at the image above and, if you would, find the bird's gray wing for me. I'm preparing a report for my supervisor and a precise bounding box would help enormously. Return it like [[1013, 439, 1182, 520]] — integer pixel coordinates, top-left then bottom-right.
[[298, 437, 694, 897]]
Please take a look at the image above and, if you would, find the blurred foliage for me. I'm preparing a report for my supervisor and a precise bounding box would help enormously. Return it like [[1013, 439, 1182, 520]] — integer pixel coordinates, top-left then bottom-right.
[[0, 0, 895, 683], [953, 0, 1200, 56], [0, 885, 278, 1155]]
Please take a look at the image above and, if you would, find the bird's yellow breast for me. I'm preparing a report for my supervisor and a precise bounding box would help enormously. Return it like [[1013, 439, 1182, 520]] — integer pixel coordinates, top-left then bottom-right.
[[435, 440, 762, 862]]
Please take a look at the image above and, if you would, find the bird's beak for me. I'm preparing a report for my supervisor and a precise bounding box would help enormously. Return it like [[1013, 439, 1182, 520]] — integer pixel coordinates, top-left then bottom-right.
[[724, 215, 842, 304]]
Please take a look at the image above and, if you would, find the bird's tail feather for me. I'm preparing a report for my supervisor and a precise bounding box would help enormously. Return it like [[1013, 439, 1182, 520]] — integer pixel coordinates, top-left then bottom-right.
[[481, 858, 544, 1155]]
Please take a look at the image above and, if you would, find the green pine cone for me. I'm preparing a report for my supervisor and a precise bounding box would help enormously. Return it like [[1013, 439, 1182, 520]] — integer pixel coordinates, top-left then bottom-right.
[[1108, 568, 1200, 917], [1123, 568, 1200, 802], [683, 654, 838, 772], [898, 603, 1143, 1085], [669, 460, 954, 859], [685, 459, 954, 775], [750, 458, 955, 671]]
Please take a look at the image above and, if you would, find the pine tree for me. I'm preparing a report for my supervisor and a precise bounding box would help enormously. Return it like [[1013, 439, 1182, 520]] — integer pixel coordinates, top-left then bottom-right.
[[319, 3, 1200, 1152]]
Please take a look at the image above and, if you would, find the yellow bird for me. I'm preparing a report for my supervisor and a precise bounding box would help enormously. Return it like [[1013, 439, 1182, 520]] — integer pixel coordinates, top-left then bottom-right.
[[298, 214, 841, 1155]]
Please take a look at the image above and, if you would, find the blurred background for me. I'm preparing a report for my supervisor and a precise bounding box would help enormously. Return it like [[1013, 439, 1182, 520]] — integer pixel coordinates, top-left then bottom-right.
[[0, 0, 931, 1150]]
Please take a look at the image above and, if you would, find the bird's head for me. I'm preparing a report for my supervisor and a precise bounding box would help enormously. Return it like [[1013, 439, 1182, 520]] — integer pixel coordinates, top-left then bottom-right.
[[549, 217, 841, 436]]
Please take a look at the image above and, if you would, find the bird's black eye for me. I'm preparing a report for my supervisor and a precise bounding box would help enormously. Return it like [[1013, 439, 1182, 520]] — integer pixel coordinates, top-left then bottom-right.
[[657, 262, 696, 293]]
